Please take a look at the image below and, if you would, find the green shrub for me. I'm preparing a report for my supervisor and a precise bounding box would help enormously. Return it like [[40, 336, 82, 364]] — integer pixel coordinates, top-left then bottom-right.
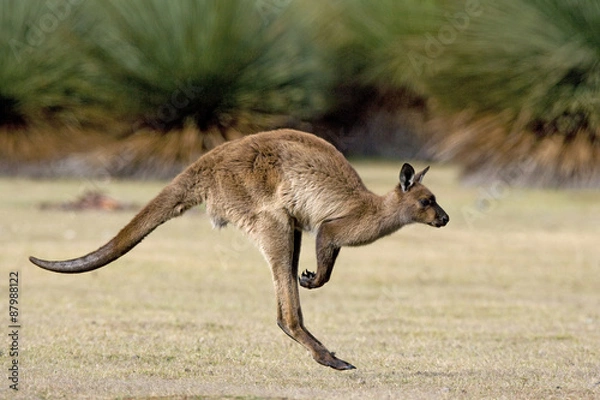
[[3, 1, 598, 185], [0, 0, 123, 163], [424, 0, 600, 187], [293, 0, 442, 156], [84, 0, 329, 136], [303, 0, 439, 93], [0, 1, 117, 130]]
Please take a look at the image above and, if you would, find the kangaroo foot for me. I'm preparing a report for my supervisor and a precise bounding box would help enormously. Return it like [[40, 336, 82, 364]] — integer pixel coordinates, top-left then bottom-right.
[[314, 350, 356, 370], [299, 269, 316, 288], [299, 269, 330, 289]]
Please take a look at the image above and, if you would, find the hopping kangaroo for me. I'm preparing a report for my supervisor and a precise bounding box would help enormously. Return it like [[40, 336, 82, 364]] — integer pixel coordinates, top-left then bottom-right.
[[30, 129, 449, 370]]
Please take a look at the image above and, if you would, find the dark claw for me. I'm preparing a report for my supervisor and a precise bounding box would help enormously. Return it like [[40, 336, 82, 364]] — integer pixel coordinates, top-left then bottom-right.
[[299, 270, 317, 289], [314, 351, 356, 371], [302, 269, 315, 278], [336, 362, 356, 371]]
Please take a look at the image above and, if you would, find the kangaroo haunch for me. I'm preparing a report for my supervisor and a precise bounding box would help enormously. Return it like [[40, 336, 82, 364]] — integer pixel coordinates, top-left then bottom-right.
[[30, 129, 449, 370]]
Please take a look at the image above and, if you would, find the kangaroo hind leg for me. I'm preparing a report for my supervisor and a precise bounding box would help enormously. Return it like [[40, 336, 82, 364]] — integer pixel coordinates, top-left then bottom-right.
[[250, 215, 355, 370]]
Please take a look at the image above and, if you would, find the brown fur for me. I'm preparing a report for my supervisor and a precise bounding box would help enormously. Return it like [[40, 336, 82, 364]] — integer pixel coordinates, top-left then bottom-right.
[[30, 129, 449, 370]]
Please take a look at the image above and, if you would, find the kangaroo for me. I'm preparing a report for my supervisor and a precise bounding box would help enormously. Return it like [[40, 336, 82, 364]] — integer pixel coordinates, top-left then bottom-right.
[[30, 129, 449, 370]]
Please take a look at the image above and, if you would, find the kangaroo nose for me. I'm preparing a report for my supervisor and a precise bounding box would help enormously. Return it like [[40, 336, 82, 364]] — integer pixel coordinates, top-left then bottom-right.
[[441, 214, 449, 226]]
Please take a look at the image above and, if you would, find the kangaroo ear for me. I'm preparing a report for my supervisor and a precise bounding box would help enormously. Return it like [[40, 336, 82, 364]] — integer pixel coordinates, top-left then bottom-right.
[[399, 163, 416, 192], [415, 166, 430, 183]]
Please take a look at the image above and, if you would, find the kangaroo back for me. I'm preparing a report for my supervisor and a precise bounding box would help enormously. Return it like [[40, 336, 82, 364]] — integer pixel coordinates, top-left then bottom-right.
[[29, 173, 200, 273]]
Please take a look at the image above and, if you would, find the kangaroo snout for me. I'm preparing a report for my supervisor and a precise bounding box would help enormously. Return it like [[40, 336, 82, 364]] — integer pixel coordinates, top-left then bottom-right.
[[433, 209, 449, 227], [438, 213, 450, 227]]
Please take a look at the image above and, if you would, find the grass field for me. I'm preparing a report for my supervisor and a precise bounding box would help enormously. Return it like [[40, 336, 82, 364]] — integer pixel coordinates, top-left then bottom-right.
[[1, 162, 599, 399]]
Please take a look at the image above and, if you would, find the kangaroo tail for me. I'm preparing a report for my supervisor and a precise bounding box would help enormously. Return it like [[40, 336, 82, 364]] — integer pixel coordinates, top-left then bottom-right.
[[29, 173, 202, 274]]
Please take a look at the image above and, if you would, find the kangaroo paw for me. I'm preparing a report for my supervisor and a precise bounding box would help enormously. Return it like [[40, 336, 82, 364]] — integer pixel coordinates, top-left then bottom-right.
[[299, 269, 317, 289], [314, 350, 356, 371]]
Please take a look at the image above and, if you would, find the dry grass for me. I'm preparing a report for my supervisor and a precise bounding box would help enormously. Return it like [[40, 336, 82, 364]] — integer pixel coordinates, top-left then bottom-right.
[[1, 162, 599, 399], [426, 112, 600, 188]]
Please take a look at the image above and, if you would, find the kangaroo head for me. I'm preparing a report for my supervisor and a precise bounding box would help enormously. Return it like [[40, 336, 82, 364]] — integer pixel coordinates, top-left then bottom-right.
[[398, 163, 449, 228]]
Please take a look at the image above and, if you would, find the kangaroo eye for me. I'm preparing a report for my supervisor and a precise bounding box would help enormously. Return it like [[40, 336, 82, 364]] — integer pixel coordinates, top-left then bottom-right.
[[419, 199, 430, 207]]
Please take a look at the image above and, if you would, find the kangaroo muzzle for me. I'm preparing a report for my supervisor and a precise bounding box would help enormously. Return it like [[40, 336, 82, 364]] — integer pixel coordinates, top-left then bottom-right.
[[433, 205, 449, 227]]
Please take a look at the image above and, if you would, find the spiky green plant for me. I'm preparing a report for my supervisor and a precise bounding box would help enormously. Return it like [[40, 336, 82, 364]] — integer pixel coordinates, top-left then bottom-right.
[[84, 0, 329, 137], [303, 0, 440, 92], [328, 0, 439, 92], [0, 0, 122, 162], [424, 0, 600, 187], [293, 0, 442, 156], [57, 0, 333, 177], [0, 3, 120, 123]]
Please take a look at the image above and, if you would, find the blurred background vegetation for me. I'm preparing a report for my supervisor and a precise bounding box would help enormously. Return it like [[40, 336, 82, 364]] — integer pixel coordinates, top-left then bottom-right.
[[0, 0, 598, 186]]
